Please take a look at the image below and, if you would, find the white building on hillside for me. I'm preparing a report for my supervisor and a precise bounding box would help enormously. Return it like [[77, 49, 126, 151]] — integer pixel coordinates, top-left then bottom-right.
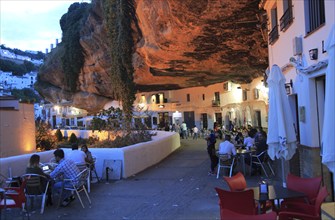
[[0, 71, 37, 90]]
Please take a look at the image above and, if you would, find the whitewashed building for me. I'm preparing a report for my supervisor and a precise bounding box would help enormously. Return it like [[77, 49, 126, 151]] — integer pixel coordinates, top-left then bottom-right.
[[260, 0, 335, 199], [0, 71, 37, 90]]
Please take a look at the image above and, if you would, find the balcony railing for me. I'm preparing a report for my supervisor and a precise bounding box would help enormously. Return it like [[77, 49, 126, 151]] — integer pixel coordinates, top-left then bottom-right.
[[212, 100, 220, 107], [268, 25, 279, 45], [280, 7, 293, 31]]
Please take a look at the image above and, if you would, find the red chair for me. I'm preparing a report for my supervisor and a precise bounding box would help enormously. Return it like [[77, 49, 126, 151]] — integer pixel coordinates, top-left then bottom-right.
[[278, 186, 328, 220], [0, 179, 28, 217], [223, 172, 247, 191], [221, 208, 277, 220], [285, 173, 322, 205], [215, 187, 257, 216], [223, 172, 273, 213]]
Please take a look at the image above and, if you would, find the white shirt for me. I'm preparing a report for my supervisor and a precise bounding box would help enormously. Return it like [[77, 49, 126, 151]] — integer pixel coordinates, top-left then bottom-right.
[[244, 137, 255, 148], [67, 150, 87, 164], [193, 127, 198, 133], [181, 123, 187, 131], [219, 140, 236, 155]]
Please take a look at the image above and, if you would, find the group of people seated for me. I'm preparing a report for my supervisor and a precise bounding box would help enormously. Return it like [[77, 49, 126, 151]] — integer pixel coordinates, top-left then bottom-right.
[[25, 143, 94, 207], [215, 126, 269, 175]]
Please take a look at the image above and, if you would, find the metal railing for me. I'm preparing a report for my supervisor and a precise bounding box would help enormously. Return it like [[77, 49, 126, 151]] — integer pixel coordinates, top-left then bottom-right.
[[280, 7, 293, 31], [268, 25, 279, 45]]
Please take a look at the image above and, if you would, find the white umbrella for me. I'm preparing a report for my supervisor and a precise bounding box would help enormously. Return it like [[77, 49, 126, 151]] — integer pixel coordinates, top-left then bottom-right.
[[322, 24, 335, 174], [267, 64, 297, 186]]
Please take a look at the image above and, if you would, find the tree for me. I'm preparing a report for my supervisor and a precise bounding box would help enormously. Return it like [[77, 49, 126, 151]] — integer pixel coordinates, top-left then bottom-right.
[[11, 88, 41, 103], [35, 121, 56, 151]]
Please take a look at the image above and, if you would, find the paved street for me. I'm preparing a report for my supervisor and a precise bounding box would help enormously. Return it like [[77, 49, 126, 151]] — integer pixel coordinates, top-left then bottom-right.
[[3, 138, 277, 220]]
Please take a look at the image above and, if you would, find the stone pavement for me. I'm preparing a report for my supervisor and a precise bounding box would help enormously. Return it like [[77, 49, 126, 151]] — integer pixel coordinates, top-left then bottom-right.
[[3, 138, 279, 220]]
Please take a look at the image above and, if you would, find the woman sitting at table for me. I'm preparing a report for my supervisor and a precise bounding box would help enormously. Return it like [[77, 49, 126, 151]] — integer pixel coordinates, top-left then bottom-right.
[[26, 154, 53, 205]]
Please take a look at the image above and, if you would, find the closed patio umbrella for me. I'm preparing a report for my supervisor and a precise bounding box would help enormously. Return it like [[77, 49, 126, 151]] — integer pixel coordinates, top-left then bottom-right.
[[266, 64, 297, 187], [322, 24, 335, 174]]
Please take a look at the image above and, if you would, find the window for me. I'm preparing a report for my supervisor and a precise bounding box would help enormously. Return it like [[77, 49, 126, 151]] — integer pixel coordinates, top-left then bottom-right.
[[243, 90, 248, 101], [214, 92, 220, 102], [187, 94, 190, 102], [202, 94, 205, 101], [223, 81, 231, 92], [269, 6, 279, 45], [305, 0, 325, 34], [254, 88, 259, 99], [280, 0, 293, 31]]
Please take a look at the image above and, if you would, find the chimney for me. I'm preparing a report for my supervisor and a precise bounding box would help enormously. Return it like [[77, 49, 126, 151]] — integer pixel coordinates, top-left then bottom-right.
[[46, 48, 49, 54], [56, 39, 59, 46], [50, 44, 54, 50]]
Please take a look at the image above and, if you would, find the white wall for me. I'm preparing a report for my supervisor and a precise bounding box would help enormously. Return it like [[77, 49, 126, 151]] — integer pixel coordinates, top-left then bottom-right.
[[0, 131, 180, 179]]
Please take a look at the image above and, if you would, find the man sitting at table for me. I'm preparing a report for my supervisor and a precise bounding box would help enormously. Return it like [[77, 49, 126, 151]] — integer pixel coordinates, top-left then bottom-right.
[[50, 149, 80, 207], [67, 143, 87, 164], [218, 134, 236, 156]]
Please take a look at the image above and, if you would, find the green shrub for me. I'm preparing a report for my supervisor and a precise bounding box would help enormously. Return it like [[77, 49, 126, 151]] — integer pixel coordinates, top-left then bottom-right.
[[69, 133, 78, 144], [55, 129, 63, 142]]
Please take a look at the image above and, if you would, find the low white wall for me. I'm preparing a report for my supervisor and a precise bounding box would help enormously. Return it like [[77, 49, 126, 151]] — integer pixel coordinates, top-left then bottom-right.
[[0, 131, 180, 179]]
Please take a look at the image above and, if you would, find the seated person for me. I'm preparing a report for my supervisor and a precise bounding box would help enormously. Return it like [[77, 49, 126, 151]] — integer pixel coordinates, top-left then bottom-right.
[[254, 127, 268, 159], [26, 154, 53, 205], [50, 149, 80, 206], [234, 132, 244, 145], [218, 134, 236, 157], [67, 143, 87, 164], [246, 128, 268, 175], [243, 129, 257, 150], [81, 144, 93, 165]]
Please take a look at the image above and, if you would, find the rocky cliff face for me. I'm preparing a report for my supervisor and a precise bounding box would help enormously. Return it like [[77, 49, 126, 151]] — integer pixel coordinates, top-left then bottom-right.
[[36, 0, 268, 112]]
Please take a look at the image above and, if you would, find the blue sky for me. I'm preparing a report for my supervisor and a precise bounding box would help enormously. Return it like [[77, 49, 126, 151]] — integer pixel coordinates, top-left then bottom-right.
[[0, 0, 90, 53]]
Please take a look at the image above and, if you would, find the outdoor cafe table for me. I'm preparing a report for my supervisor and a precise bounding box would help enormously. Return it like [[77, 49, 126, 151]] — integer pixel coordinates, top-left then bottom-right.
[[250, 185, 306, 214], [235, 148, 255, 175]]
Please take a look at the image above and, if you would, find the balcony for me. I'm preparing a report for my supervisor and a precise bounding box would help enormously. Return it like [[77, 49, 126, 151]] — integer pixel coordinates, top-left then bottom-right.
[[268, 25, 279, 45], [280, 7, 293, 31], [212, 100, 220, 107]]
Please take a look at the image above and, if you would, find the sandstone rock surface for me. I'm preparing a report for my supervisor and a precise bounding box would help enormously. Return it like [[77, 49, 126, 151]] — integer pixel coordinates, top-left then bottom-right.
[[37, 0, 268, 112]]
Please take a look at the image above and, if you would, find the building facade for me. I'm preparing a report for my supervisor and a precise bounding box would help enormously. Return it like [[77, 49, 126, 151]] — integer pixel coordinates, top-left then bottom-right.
[[260, 0, 335, 199], [132, 77, 269, 132]]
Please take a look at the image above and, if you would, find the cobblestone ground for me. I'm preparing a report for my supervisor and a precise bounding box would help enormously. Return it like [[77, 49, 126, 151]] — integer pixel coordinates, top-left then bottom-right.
[[2, 138, 274, 220]]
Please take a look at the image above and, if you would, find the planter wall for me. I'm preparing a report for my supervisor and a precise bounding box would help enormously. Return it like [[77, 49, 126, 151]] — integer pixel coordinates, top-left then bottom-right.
[[0, 131, 180, 180]]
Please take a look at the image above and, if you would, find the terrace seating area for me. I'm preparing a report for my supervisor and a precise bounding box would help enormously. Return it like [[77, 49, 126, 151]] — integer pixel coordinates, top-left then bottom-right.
[[0, 137, 331, 220]]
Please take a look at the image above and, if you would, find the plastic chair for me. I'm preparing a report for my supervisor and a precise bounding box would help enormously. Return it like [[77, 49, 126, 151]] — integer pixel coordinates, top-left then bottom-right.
[[0, 179, 28, 218], [59, 168, 91, 208], [284, 173, 322, 205], [215, 187, 257, 216], [220, 208, 277, 220], [21, 174, 50, 214], [223, 172, 247, 191], [278, 186, 328, 220], [216, 153, 236, 179], [251, 150, 275, 177]]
